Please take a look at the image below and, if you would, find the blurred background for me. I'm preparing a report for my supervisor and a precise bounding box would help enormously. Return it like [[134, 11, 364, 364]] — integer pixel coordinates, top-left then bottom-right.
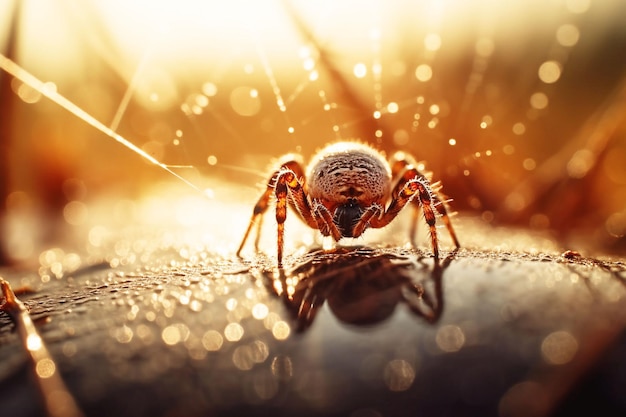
[[1, 0, 625, 265]]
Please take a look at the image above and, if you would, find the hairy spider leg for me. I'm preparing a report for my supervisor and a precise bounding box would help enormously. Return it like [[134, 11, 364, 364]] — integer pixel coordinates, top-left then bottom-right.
[[390, 154, 460, 249], [351, 204, 384, 238], [311, 201, 342, 241], [236, 159, 315, 261], [369, 175, 442, 260], [275, 169, 331, 266]]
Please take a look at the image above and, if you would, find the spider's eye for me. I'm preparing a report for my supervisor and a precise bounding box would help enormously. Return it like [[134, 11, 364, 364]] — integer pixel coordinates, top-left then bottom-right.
[[334, 202, 364, 238]]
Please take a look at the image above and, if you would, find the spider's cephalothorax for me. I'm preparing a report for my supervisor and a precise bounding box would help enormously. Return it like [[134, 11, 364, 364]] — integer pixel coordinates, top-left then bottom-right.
[[237, 141, 460, 267]]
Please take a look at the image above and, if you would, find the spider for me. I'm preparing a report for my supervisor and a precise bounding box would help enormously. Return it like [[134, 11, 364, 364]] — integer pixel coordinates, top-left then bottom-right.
[[236, 141, 460, 267]]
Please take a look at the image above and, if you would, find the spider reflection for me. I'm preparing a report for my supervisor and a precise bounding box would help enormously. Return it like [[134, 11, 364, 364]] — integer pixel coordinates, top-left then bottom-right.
[[257, 247, 455, 331]]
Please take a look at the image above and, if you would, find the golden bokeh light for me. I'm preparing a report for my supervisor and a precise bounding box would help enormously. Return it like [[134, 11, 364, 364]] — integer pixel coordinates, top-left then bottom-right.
[[541, 330, 579, 365]]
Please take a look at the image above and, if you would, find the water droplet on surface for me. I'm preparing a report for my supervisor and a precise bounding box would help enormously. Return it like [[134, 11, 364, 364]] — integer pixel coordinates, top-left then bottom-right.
[[202, 330, 224, 351], [383, 359, 415, 391], [541, 330, 578, 365], [271, 355, 293, 380], [224, 322, 244, 342], [271, 321, 290, 340], [26, 334, 43, 351], [435, 325, 466, 352], [252, 303, 269, 320], [35, 358, 56, 379], [63, 201, 88, 226]]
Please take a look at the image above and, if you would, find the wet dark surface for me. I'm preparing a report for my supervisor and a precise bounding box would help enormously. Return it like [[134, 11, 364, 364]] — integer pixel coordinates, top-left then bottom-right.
[[1, 223, 625, 417]]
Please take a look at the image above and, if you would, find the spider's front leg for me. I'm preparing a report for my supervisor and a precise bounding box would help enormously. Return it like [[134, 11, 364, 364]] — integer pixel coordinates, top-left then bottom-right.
[[237, 159, 320, 267], [370, 175, 442, 260], [390, 152, 460, 249], [237, 159, 314, 263]]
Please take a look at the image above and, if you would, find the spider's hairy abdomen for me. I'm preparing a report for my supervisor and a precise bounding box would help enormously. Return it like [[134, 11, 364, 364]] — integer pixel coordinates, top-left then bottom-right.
[[306, 142, 391, 206]]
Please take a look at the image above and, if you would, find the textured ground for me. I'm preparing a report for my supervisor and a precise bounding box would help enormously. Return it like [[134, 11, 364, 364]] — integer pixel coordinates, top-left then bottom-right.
[[1, 190, 625, 417]]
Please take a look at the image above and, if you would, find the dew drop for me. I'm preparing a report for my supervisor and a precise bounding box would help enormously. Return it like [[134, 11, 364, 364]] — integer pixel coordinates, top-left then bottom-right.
[[384, 359, 416, 391], [424, 33, 442, 51], [26, 334, 43, 352], [566, 0, 590, 14], [415, 64, 433, 82], [393, 129, 410, 146], [35, 359, 56, 379], [556, 24, 580, 47], [503, 144, 515, 155], [606, 212, 626, 238], [272, 321, 290, 340], [541, 330, 578, 365], [202, 330, 224, 351], [303, 57, 315, 71], [387, 102, 399, 114], [225, 322, 244, 342], [353, 63, 367, 78], [475, 37, 495, 57], [530, 92, 549, 110], [512, 123, 526, 135], [523, 158, 537, 171], [538, 61, 562, 84], [16, 82, 42, 103], [202, 82, 218, 96], [372, 62, 382, 75]]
